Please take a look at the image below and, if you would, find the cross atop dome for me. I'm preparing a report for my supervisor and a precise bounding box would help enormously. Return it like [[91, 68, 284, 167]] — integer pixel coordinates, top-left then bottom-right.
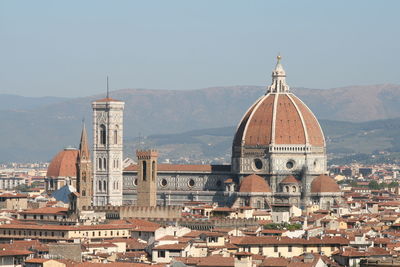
[[267, 54, 290, 93]]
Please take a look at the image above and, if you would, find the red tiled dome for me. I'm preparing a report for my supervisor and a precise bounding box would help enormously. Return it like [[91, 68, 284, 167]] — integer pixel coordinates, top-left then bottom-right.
[[46, 148, 78, 178], [239, 174, 272, 193], [280, 175, 299, 184], [233, 93, 325, 147], [311, 175, 340, 193]]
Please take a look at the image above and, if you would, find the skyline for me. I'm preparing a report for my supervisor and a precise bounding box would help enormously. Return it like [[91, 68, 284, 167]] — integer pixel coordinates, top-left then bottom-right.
[[1, 1, 400, 97]]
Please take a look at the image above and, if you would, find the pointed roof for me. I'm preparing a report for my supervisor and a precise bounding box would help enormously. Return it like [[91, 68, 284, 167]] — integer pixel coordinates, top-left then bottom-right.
[[268, 55, 290, 93], [78, 123, 90, 161], [280, 175, 300, 184], [239, 174, 272, 193]]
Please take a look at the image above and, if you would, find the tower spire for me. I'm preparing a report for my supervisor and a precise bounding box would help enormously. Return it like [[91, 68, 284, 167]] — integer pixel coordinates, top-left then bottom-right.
[[79, 121, 90, 161], [106, 76, 109, 98], [267, 54, 290, 93]]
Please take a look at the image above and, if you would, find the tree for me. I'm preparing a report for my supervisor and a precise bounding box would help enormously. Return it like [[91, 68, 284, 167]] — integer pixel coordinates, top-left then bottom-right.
[[368, 180, 380, 190]]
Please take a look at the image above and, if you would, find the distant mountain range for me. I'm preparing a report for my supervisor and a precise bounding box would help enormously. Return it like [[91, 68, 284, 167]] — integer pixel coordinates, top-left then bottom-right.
[[124, 118, 400, 164], [1, 83, 400, 162]]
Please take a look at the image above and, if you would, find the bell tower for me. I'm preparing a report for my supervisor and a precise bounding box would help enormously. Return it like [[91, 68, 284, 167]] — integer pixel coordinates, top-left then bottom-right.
[[92, 93, 125, 206], [136, 150, 158, 207], [76, 122, 93, 209]]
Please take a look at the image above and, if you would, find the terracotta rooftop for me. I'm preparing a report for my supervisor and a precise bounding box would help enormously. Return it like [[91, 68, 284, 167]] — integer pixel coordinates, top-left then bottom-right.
[[197, 255, 234, 267], [239, 174, 272, 193], [19, 207, 68, 215], [153, 243, 188, 250], [311, 175, 341, 193], [0, 249, 33, 256], [232, 236, 348, 246], [233, 93, 325, 147], [280, 175, 299, 184], [47, 148, 78, 178]]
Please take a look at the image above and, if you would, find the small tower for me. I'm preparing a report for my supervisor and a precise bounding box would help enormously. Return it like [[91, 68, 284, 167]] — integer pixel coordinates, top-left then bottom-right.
[[136, 150, 158, 207], [76, 123, 93, 209], [92, 91, 125, 206]]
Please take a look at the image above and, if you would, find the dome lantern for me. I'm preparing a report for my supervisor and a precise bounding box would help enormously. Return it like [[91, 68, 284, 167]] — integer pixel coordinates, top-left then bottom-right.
[[268, 55, 290, 93]]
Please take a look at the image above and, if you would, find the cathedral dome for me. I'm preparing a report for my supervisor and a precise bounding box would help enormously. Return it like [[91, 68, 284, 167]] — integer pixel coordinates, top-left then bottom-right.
[[310, 174, 340, 193], [239, 174, 272, 193], [47, 148, 79, 178], [233, 56, 325, 148]]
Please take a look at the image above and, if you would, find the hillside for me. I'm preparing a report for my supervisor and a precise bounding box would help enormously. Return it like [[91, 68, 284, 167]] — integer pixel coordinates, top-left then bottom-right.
[[1, 84, 400, 162], [123, 118, 400, 164]]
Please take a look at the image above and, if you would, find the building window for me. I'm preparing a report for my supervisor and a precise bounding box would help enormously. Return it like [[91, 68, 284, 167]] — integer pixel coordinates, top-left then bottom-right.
[[254, 158, 263, 170], [288, 245, 292, 252], [152, 161, 156, 181], [100, 125, 106, 145], [274, 246, 278, 252], [103, 181, 107, 192], [158, 251, 166, 258], [99, 181, 102, 191], [114, 129, 118, 144], [286, 160, 294, 169], [99, 158, 102, 170], [103, 158, 107, 170], [142, 161, 147, 181]]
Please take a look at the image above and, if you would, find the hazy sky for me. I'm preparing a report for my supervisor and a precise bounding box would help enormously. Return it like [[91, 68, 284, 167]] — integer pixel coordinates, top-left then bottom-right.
[[1, 1, 399, 97]]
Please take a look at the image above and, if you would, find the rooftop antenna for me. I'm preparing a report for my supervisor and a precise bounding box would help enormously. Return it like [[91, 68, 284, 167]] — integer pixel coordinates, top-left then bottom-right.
[[106, 76, 109, 98]]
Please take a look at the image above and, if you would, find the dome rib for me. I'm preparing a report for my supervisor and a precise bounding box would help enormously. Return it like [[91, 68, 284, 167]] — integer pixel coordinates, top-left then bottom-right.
[[241, 94, 275, 146], [233, 96, 264, 146], [287, 93, 309, 144], [291, 95, 325, 147]]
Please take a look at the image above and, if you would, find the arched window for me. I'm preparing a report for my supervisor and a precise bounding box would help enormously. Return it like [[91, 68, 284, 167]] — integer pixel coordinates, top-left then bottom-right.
[[292, 186, 297, 193], [100, 125, 107, 145], [98, 158, 102, 170], [99, 181, 102, 191], [82, 190, 86, 196], [103, 181, 107, 192], [285, 186, 289, 193], [152, 160, 156, 181], [103, 158, 107, 170], [114, 129, 118, 144], [143, 161, 147, 181]]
